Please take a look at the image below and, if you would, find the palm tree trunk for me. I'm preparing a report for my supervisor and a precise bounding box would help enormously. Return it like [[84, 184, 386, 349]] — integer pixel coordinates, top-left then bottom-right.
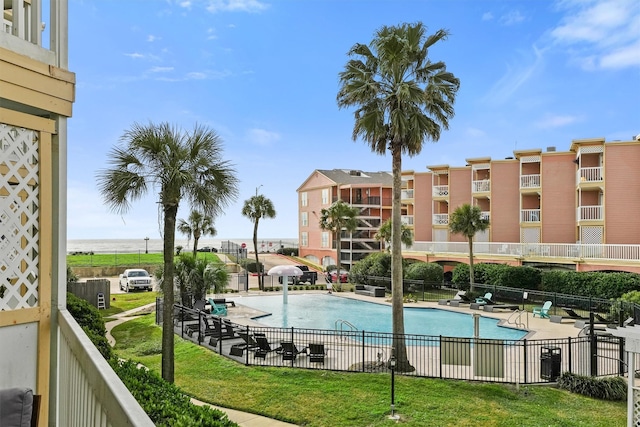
[[192, 237, 198, 259], [468, 238, 475, 293], [253, 220, 261, 290], [335, 231, 341, 290], [162, 203, 178, 383], [391, 146, 413, 372]]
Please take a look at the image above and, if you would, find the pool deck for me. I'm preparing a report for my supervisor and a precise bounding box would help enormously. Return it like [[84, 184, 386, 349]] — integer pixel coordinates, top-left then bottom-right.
[[217, 289, 581, 340]]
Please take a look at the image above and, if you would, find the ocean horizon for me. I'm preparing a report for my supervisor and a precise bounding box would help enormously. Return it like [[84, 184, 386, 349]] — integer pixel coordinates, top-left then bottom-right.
[[67, 238, 298, 253]]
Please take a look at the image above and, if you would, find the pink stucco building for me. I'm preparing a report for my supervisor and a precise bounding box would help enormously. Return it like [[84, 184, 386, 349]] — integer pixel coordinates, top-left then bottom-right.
[[298, 137, 640, 274]]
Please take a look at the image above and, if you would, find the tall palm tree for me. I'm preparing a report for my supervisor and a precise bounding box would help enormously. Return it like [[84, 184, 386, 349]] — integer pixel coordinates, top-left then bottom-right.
[[177, 210, 217, 259], [241, 192, 276, 290], [96, 122, 238, 383], [319, 200, 359, 276], [449, 203, 490, 293], [337, 22, 460, 371], [374, 218, 413, 251]]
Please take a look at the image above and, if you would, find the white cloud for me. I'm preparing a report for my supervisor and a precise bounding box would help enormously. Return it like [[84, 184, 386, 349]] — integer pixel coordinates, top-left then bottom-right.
[[124, 53, 145, 59], [186, 72, 207, 80], [482, 12, 493, 21], [550, 0, 640, 69], [500, 10, 525, 26], [149, 66, 174, 73], [206, 28, 218, 40], [247, 128, 281, 146], [535, 114, 581, 129], [205, 0, 269, 13], [466, 128, 486, 138], [147, 35, 159, 42], [484, 45, 545, 105]]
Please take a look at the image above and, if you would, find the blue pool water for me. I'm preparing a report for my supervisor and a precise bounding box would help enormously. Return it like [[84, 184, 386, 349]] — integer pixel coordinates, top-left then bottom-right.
[[237, 294, 526, 340]]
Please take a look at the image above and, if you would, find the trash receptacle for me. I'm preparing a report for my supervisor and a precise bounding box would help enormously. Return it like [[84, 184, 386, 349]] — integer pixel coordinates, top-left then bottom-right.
[[540, 346, 561, 381]]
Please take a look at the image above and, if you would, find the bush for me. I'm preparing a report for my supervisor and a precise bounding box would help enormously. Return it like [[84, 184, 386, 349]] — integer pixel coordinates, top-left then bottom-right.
[[541, 271, 640, 299], [277, 247, 298, 256], [111, 359, 237, 426], [557, 372, 627, 401], [405, 262, 444, 289], [66, 292, 113, 361], [244, 261, 264, 274]]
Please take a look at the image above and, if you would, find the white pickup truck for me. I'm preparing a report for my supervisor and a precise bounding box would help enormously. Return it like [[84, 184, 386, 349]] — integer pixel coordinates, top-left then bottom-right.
[[119, 269, 153, 292]]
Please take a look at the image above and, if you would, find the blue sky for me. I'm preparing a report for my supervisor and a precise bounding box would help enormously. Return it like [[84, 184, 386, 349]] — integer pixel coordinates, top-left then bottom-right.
[[66, 0, 640, 241]]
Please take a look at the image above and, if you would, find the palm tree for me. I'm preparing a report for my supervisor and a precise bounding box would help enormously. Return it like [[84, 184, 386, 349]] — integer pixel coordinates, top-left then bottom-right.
[[337, 22, 460, 371], [96, 122, 238, 383], [319, 200, 359, 280], [177, 210, 217, 259], [241, 192, 276, 290], [449, 204, 490, 293], [374, 218, 413, 251]]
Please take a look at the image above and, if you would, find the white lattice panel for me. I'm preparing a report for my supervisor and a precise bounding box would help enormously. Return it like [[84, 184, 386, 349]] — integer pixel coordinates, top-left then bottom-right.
[[634, 387, 640, 426], [0, 124, 39, 311], [520, 155, 540, 163], [578, 145, 603, 154], [580, 226, 603, 244], [520, 227, 540, 243]]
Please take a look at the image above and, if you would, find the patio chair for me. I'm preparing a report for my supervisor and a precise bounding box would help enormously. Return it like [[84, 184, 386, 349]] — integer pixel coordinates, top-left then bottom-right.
[[475, 292, 496, 305], [308, 343, 327, 364], [254, 335, 283, 359], [533, 301, 552, 318], [208, 298, 228, 316], [561, 307, 588, 320], [280, 341, 308, 361], [230, 331, 264, 356]]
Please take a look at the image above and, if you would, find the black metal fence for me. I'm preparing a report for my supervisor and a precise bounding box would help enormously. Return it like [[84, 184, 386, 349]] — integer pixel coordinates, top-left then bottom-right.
[[157, 300, 629, 385]]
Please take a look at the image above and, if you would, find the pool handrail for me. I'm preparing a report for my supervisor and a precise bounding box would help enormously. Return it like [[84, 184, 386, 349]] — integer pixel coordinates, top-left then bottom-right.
[[335, 319, 358, 335]]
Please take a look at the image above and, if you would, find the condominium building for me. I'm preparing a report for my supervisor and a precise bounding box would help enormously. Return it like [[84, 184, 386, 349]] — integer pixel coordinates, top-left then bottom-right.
[[1, 1, 152, 424], [298, 137, 640, 275]]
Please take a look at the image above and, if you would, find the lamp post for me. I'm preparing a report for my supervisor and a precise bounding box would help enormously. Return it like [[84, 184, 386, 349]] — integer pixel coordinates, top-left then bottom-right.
[[144, 237, 149, 254], [389, 352, 399, 420], [256, 184, 263, 197]]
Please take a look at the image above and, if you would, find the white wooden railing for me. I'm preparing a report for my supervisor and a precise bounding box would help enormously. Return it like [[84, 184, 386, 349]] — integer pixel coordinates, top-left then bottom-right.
[[58, 309, 154, 426], [480, 211, 490, 221], [520, 174, 540, 188], [401, 189, 414, 199], [401, 215, 414, 225], [521, 209, 541, 222], [432, 214, 449, 225], [472, 180, 490, 193], [577, 205, 603, 221], [407, 241, 640, 262], [578, 167, 603, 183], [432, 185, 449, 197]]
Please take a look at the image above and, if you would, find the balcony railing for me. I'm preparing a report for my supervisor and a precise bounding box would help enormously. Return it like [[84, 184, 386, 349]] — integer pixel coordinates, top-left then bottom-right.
[[520, 174, 540, 189], [521, 209, 541, 222], [480, 211, 490, 221], [401, 189, 414, 199], [407, 241, 640, 262], [577, 205, 603, 221], [401, 215, 414, 225], [352, 196, 381, 206], [432, 214, 449, 225], [58, 309, 153, 425], [578, 167, 603, 183], [432, 185, 449, 197], [472, 180, 490, 193]]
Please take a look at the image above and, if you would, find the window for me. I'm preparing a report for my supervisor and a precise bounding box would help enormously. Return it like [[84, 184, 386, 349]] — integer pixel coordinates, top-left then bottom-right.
[[301, 232, 308, 247], [301, 192, 308, 207], [301, 212, 308, 227], [322, 189, 329, 205], [321, 232, 329, 248]]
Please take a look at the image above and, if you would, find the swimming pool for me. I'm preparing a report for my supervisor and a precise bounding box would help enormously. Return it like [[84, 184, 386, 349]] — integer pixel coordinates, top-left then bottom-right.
[[237, 294, 526, 340]]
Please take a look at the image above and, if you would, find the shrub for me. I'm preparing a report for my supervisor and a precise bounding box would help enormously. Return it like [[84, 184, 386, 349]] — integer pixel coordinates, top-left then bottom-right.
[[66, 292, 113, 361], [244, 261, 264, 274], [405, 262, 444, 289], [111, 359, 237, 426], [277, 247, 298, 256], [557, 372, 627, 401]]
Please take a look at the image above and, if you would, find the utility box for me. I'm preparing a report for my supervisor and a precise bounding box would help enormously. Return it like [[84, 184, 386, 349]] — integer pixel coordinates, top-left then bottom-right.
[[540, 346, 561, 381]]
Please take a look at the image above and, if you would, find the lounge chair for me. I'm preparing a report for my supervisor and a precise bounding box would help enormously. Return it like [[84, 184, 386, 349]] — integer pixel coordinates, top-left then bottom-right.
[[484, 304, 519, 312], [561, 307, 588, 320], [475, 292, 496, 305], [230, 331, 264, 356], [533, 301, 552, 318], [211, 298, 236, 307], [208, 298, 228, 316], [308, 343, 327, 364], [193, 299, 208, 312], [254, 335, 283, 359], [280, 341, 308, 361], [453, 291, 472, 303]]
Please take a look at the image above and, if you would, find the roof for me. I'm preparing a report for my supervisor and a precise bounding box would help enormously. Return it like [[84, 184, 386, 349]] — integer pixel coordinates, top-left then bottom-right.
[[315, 169, 393, 187]]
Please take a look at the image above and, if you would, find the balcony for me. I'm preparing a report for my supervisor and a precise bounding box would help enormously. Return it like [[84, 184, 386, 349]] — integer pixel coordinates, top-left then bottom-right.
[[480, 211, 490, 221], [520, 174, 540, 189], [472, 180, 490, 193], [577, 205, 603, 221], [577, 167, 603, 183], [401, 215, 414, 226], [432, 185, 449, 197], [432, 214, 449, 225], [400, 189, 414, 199], [352, 196, 381, 206], [521, 209, 541, 222]]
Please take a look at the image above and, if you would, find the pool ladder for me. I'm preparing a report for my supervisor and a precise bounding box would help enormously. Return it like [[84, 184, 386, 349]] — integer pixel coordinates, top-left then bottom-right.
[[335, 319, 358, 339], [507, 309, 528, 329]]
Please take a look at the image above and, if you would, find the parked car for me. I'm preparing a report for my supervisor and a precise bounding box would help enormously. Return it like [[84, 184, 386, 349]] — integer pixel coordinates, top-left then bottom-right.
[[326, 269, 349, 283], [197, 246, 217, 252], [119, 269, 153, 292], [278, 265, 318, 285]]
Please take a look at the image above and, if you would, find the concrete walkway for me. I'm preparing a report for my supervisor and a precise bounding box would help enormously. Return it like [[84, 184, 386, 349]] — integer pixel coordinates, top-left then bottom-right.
[[105, 304, 298, 427]]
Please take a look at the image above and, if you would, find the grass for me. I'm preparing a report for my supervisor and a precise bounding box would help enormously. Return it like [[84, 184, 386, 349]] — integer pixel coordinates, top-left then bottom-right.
[[112, 314, 626, 427], [101, 291, 160, 317], [67, 252, 222, 267]]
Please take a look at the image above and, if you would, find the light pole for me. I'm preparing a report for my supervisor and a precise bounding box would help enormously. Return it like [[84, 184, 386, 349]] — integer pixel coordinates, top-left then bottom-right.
[[389, 352, 398, 420], [256, 184, 263, 197], [144, 237, 149, 254]]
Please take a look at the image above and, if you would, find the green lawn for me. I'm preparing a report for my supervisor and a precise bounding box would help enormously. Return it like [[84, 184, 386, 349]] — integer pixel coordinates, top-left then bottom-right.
[[101, 291, 160, 317], [67, 252, 222, 267], [112, 315, 626, 427]]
